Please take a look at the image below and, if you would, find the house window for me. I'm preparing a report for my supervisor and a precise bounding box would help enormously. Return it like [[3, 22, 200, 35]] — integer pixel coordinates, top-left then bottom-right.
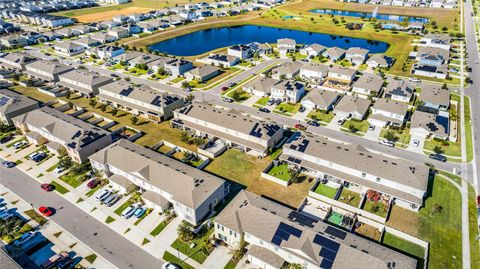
[[361, 173, 366, 178]]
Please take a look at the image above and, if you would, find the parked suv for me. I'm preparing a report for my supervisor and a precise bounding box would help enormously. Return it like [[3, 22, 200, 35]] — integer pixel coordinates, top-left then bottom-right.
[[429, 154, 447, 162]]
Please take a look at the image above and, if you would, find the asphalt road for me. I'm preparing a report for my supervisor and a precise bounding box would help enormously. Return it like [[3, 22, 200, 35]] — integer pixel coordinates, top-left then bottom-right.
[[463, 0, 480, 189], [0, 162, 163, 269]]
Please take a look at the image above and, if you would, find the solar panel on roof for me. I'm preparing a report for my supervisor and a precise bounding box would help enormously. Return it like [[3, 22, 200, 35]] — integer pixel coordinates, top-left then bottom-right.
[[325, 226, 347, 240], [320, 259, 334, 269], [119, 87, 134, 97], [279, 222, 302, 237], [313, 234, 340, 252], [320, 247, 337, 261]]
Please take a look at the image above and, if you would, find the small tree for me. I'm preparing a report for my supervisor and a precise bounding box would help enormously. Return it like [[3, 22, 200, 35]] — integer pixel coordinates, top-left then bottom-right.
[[89, 99, 97, 108], [99, 103, 107, 112], [181, 80, 189, 89], [231, 90, 242, 102], [111, 107, 118, 117], [130, 115, 139, 126], [433, 145, 444, 155], [177, 220, 194, 241], [384, 131, 396, 142], [186, 93, 195, 103], [64, 91, 71, 100]]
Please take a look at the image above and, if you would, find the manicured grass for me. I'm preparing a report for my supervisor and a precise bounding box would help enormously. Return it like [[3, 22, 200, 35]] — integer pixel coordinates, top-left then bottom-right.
[[163, 251, 195, 269], [275, 102, 301, 114], [142, 238, 150, 245], [464, 96, 473, 162], [84, 254, 97, 264], [380, 128, 411, 146], [105, 216, 116, 224], [170, 76, 185, 83], [126, 67, 148, 76], [9, 84, 54, 103], [226, 89, 252, 102], [382, 232, 425, 260], [114, 200, 132, 216], [59, 172, 85, 188], [150, 219, 169, 236], [386, 175, 462, 269], [46, 163, 59, 173], [355, 223, 381, 241], [363, 199, 388, 218], [307, 109, 334, 123], [314, 184, 337, 199], [255, 97, 270, 106], [423, 139, 461, 157], [171, 228, 214, 264], [338, 188, 361, 207], [85, 185, 101, 197], [342, 119, 369, 133], [467, 184, 480, 268], [50, 181, 69, 194], [24, 209, 47, 225], [224, 260, 237, 269], [267, 164, 291, 181]]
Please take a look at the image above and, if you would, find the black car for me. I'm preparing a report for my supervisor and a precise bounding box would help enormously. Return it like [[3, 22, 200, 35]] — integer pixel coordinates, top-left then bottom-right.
[[2, 161, 15, 168], [32, 153, 46, 163], [259, 108, 270, 113], [307, 121, 320, 127], [0, 135, 13, 144], [429, 154, 447, 162]]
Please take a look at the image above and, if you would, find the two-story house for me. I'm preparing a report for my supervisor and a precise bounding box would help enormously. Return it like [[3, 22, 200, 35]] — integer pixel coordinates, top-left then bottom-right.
[[58, 69, 113, 97], [368, 98, 409, 127]]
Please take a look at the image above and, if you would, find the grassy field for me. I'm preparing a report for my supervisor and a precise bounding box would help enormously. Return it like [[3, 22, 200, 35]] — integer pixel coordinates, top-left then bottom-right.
[[382, 232, 425, 263], [387, 175, 462, 269], [205, 149, 314, 207], [314, 184, 337, 199], [468, 184, 480, 269]]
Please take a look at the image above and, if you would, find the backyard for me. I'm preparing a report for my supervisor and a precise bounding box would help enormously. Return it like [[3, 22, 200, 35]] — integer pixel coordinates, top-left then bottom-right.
[[382, 232, 425, 266], [337, 188, 361, 207], [307, 109, 334, 123], [267, 163, 292, 182], [313, 183, 338, 199]]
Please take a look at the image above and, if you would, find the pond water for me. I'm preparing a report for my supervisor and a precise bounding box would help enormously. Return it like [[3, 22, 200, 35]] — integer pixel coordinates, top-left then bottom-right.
[[310, 9, 429, 23], [148, 25, 389, 56]]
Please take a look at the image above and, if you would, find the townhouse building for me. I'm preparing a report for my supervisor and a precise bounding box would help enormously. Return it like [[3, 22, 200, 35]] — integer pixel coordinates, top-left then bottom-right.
[[12, 106, 113, 163], [24, 60, 74, 82], [172, 103, 284, 157], [215, 190, 417, 269], [89, 139, 226, 225], [0, 89, 39, 125], [0, 52, 37, 71], [281, 132, 430, 211], [97, 81, 185, 122], [58, 69, 113, 97]]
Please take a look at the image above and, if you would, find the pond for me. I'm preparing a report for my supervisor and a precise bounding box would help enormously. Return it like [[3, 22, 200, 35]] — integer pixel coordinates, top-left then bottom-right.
[[148, 25, 389, 56], [310, 9, 429, 23]]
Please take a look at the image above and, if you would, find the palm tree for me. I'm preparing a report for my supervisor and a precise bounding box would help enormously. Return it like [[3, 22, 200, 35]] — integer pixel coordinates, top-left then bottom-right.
[[99, 104, 107, 112], [433, 145, 444, 155], [89, 99, 97, 108], [384, 131, 396, 142], [130, 115, 139, 126], [111, 107, 118, 117], [186, 93, 195, 103]]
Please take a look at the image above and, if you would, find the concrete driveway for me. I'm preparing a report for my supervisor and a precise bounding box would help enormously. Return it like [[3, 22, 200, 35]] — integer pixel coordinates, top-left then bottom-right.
[[364, 125, 382, 141], [407, 135, 425, 153]]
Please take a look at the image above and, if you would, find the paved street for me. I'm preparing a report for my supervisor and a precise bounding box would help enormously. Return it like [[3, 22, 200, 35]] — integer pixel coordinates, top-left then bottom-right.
[[0, 160, 163, 269]]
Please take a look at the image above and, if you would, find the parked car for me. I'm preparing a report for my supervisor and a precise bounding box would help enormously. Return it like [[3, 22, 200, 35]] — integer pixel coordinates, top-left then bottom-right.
[[221, 86, 228, 91], [13, 232, 36, 247], [87, 179, 100, 189], [274, 98, 282, 105], [412, 139, 420, 147], [379, 139, 394, 147], [228, 82, 237, 87], [368, 125, 375, 131], [409, 77, 421, 83], [95, 189, 111, 201], [162, 262, 181, 269], [267, 99, 274, 106], [40, 183, 54, 192], [2, 161, 15, 168], [102, 194, 117, 206], [56, 257, 74, 269], [429, 153, 447, 162], [307, 121, 320, 127], [259, 107, 270, 113], [121, 205, 137, 219], [54, 166, 66, 174], [0, 135, 13, 144], [133, 207, 146, 218], [222, 97, 233, 103], [32, 153, 46, 163], [298, 106, 306, 113], [294, 123, 306, 130], [13, 141, 26, 149], [105, 195, 119, 207], [28, 151, 42, 160], [41, 251, 69, 269], [38, 206, 54, 217], [337, 118, 346, 126]]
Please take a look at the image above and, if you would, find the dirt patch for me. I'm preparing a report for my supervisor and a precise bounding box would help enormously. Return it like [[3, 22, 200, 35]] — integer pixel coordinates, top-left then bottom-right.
[[74, 7, 153, 22], [355, 223, 382, 241], [386, 205, 420, 236]]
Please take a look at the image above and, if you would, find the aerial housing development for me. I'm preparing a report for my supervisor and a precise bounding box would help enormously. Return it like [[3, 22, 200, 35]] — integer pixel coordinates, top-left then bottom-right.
[[0, 0, 478, 269]]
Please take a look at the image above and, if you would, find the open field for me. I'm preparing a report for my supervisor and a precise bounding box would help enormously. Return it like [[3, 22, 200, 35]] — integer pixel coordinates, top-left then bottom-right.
[[65, 7, 153, 23], [387, 175, 462, 268]]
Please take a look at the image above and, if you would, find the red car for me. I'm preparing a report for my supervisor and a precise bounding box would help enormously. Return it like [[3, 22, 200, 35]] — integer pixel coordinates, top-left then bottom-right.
[[221, 86, 228, 92], [477, 195, 480, 207], [87, 179, 99, 189], [38, 206, 54, 217], [40, 184, 54, 192], [294, 123, 306, 130]]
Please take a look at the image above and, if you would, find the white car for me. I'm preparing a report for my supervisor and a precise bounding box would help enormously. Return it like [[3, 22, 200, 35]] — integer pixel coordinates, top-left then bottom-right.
[[95, 189, 111, 201], [121, 205, 137, 219], [379, 139, 394, 147], [13, 141, 26, 149], [162, 263, 181, 269], [54, 166, 66, 174]]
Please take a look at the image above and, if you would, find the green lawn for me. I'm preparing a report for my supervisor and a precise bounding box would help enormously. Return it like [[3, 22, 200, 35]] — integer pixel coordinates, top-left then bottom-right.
[[105, 216, 116, 224], [382, 232, 425, 261], [50, 181, 69, 194], [24, 209, 47, 225], [255, 97, 270, 106], [171, 76, 185, 83], [342, 119, 369, 133], [275, 102, 301, 114], [337, 188, 361, 207], [162, 251, 195, 269], [363, 199, 388, 218], [464, 96, 473, 162], [171, 228, 214, 264], [307, 109, 334, 123], [85, 185, 101, 197], [267, 164, 291, 181], [386, 174, 462, 268], [150, 219, 170, 236], [314, 184, 338, 199], [59, 172, 85, 188], [46, 163, 59, 173], [126, 67, 148, 76], [423, 139, 461, 157], [380, 128, 411, 146], [468, 184, 480, 268], [114, 200, 132, 216], [226, 89, 251, 102], [84, 254, 97, 264]]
